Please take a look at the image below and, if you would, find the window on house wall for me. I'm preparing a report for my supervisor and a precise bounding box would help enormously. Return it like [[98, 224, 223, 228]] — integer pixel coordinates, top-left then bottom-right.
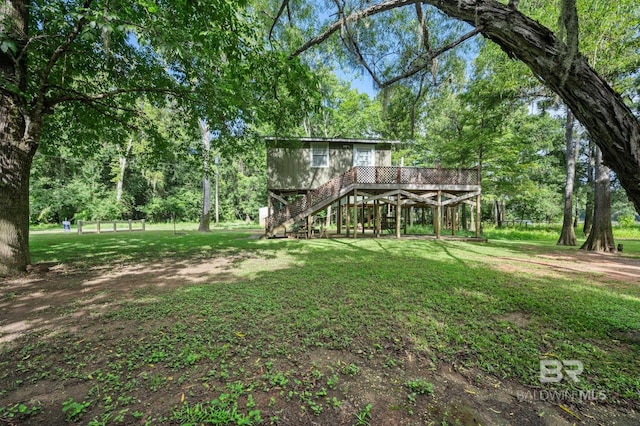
[[311, 143, 329, 167], [353, 144, 375, 167]]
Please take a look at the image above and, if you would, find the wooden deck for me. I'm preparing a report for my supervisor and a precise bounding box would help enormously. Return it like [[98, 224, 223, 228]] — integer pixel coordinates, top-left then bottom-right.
[[266, 166, 482, 239]]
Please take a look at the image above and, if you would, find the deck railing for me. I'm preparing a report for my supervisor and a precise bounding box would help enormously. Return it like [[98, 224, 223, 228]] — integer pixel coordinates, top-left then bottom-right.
[[265, 166, 479, 231]]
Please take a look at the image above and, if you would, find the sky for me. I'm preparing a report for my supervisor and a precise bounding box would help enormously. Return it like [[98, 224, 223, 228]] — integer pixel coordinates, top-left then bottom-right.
[[334, 67, 379, 98]]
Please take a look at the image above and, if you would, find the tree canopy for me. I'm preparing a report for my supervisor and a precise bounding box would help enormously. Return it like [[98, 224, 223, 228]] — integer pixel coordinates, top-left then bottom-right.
[[282, 0, 640, 213]]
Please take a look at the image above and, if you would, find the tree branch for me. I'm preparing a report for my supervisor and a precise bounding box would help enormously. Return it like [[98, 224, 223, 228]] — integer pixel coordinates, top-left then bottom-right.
[[380, 27, 482, 88], [290, 0, 414, 58], [45, 86, 181, 109], [414, 0, 433, 56], [292, 0, 480, 89], [38, 0, 94, 99], [269, 0, 290, 41]]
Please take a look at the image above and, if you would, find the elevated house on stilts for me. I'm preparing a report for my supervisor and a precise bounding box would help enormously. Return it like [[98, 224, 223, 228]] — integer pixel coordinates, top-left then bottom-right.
[[264, 137, 482, 239]]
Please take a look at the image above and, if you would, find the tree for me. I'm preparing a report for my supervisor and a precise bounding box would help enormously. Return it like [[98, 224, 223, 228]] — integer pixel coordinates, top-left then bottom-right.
[[583, 140, 595, 235], [198, 120, 212, 232], [1, 0, 318, 274], [557, 109, 578, 245], [288, 0, 640, 215], [580, 146, 615, 252]]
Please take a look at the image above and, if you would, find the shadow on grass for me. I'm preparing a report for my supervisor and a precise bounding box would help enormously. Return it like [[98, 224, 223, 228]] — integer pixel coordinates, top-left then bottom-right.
[[2, 231, 640, 424]]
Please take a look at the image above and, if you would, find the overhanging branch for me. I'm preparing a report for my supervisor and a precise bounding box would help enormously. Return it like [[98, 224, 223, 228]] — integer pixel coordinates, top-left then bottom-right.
[[290, 0, 414, 59], [381, 26, 482, 88], [45, 86, 181, 108], [292, 0, 480, 89], [269, 0, 290, 41]]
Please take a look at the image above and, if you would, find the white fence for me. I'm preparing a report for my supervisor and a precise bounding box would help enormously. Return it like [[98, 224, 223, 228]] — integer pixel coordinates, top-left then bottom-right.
[[77, 219, 145, 234]]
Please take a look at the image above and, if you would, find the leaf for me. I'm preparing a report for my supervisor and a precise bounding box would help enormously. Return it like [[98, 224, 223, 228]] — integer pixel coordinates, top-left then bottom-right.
[[0, 40, 17, 55]]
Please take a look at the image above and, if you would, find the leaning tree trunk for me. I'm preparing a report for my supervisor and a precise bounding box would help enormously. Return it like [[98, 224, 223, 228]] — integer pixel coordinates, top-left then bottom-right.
[[557, 109, 577, 245], [583, 140, 595, 236], [198, 120, 212, 232], [427, 0, 640, 214], [298, 0, 640, 213], [581, 147, 615, 252]]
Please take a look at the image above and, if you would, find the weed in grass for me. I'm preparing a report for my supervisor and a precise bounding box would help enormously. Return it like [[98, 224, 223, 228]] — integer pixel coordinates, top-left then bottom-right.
[[172, 393, 261, 425], [0, 403, 42, 420], [62, 398, 93, 422], [404, 378, 434, 395], [329, 397, 342, 408], [265, 371, 288, 387], [354, 403, 373, 425], [383, 356, 398, 368], [341, 362, 360, 376], [326, 373, 339, 389]]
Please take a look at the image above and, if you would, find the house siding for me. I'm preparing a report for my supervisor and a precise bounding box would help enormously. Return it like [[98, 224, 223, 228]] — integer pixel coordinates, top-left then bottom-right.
[[267, 140, 393, 191]]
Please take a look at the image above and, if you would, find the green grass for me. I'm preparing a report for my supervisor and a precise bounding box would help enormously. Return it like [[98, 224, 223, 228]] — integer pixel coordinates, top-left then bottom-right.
[[3, 230, 640, 424], [28, 229, 258, 266]]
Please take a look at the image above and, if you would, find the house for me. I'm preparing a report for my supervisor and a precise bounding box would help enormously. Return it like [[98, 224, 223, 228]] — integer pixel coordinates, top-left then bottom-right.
[[264, 137, 482, 239]]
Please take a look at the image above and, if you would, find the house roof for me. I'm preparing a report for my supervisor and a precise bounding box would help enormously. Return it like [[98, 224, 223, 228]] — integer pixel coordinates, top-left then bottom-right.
[[264, 136, 400, 145]]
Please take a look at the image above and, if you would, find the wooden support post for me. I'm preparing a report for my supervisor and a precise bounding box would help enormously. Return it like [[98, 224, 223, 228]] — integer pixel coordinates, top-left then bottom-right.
[[435, 191, 441, 239], [307, 214, 312, 239], [97, 220, 101, 234], [375, 200, 380, 237], [476, 194, 482, 238], [366, 206, 371, 231], [114, 221, 117, 232], [396, 195, 401, 239], [421, 207, 426, 226], [128, 219, 132, 231], [346, 196, 350, 237], [142, 219, 145, 231], [78, 220, 83, 235], [361, 201, 366, 235], [267, 195, 272, 232], [337, 198, 342, 234], [451, 206, 457, 236], [403, 204, 408, 234], [353, 189, 358, 239]]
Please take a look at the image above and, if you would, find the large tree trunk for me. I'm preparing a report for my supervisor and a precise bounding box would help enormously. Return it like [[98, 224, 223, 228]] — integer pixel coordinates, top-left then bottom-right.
[[1, 0, 37, 275], [581, 147, 615, 252], [557, 109, 577, 245], [583, 140, 595, 236], [299, 0, 640, 213], [0, 121, 37, 276], [198, 120, 211, 232]]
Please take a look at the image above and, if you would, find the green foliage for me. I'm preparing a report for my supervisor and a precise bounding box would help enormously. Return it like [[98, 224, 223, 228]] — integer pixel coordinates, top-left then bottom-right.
[[142, 191, 201, 223], [354, 403, 373, 426], [404, 378, 434, 395], [617, 213, 637, 228], [171, 393, 261, 425], [62, 398, 93, 422], [0, 403, 42, 420]]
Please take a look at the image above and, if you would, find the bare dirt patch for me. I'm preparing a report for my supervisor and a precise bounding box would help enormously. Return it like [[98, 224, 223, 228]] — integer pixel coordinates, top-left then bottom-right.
[[490, 250, 640, 284]]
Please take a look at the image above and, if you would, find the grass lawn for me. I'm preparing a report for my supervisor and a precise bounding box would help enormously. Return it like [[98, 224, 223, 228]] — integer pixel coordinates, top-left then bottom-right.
[[0, 229, 639, 425]]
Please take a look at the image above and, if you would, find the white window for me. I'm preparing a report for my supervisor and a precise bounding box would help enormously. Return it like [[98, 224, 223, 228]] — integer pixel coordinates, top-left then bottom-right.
[[311, 143, 329, 168], [353, 144, 375, 167]]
